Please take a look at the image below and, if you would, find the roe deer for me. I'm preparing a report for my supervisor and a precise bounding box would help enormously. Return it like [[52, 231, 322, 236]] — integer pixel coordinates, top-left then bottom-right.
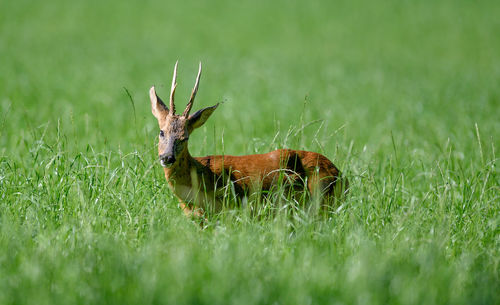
[[149, 62, 348, 217]]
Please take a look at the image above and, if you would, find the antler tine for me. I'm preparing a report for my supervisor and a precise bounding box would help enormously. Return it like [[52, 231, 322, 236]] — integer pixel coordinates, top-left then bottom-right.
[[169, 60, 178, 114], [183, 62, 202, 117]]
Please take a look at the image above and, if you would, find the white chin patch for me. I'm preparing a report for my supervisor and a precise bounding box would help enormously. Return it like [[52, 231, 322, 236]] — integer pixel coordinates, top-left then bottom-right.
[[160, 160, 171, 168]]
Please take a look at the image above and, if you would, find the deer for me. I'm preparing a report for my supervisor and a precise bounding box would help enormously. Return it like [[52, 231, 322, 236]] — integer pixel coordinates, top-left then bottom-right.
[[149, 61, 348, 217]]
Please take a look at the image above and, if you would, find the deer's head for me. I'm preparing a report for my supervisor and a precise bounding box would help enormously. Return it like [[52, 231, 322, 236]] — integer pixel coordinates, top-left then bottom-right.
[[150, 61, 218, 168]]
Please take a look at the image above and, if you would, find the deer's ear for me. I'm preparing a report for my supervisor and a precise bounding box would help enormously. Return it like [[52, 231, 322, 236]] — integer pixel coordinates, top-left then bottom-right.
[[150, 86, 169, 120], [187, 103, 219, 131]]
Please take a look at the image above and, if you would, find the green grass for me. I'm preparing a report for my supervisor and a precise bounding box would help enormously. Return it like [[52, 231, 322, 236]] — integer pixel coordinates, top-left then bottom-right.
[[1, 0, 499, 304]]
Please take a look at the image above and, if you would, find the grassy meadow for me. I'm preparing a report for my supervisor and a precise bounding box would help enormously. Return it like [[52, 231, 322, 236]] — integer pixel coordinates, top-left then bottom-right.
[[0, 0, 499, 304]]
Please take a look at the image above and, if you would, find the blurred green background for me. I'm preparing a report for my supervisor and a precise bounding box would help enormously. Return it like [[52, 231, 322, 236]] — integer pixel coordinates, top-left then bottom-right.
[[2, 0, 498, 154], [0, 0, 499, 304]]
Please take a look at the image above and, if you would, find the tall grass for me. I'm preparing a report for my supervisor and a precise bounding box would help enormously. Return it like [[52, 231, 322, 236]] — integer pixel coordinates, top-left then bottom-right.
[[1, 0, 499, 304]]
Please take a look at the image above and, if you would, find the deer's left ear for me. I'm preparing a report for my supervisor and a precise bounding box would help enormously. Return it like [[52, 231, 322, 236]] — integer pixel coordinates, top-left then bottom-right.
[[150, 86, 169, 121], [187, 103, 219, 131]]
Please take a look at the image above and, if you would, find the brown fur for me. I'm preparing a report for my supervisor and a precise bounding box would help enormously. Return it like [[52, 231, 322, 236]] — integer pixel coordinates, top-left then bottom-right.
[[149, 63, 348, 216], [161, 148, 348, 214]]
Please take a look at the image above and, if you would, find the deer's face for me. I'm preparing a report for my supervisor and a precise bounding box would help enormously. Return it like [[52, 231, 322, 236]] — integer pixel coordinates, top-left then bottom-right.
[[158, 115, 190, 167], [149, 62, 219, 168]]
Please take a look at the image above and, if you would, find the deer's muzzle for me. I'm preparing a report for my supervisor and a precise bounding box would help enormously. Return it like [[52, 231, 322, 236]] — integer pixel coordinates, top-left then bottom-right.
[[159, 153, 176, 167]]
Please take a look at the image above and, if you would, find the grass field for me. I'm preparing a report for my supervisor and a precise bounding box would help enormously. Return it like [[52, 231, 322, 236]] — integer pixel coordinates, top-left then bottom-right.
[[1, 0, 499, 304]]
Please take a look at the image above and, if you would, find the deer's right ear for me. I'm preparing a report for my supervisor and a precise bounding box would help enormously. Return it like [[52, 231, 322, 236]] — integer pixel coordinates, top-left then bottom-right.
[[150, 86, 169, 120], [187, 103, 219, 131]]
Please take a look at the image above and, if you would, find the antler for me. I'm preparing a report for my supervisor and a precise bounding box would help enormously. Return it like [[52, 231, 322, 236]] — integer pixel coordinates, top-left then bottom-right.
[[183, 62, 202, 117], [169, 60, 178, 114]]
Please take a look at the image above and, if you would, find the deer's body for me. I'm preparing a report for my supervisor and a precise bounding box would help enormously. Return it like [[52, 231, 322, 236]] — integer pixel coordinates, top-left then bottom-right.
[[150, 62, 348, 216], [164, 148, 346, 213]]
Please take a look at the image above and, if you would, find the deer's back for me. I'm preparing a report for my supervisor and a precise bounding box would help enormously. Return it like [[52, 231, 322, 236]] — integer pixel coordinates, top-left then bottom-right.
[[194, 149, 345, 196]]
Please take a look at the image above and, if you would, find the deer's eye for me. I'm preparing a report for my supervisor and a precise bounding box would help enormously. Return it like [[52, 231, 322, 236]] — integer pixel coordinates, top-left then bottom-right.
[[159, 130, 165, 137]]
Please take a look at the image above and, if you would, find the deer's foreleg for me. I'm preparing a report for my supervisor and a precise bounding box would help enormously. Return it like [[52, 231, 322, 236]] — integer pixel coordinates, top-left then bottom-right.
[[179, 201, 204, 218]]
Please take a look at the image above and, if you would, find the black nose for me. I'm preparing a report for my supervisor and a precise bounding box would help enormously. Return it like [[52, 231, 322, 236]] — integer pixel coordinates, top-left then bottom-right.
[[166, 155, 176, 164], [160, 154, 176, 165]]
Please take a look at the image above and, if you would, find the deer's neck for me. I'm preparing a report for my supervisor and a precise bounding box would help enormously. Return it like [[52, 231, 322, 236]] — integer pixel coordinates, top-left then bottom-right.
[[163, 151, 193, 183], [163, 150, 215, 189], [163, 150, 218, 207]]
